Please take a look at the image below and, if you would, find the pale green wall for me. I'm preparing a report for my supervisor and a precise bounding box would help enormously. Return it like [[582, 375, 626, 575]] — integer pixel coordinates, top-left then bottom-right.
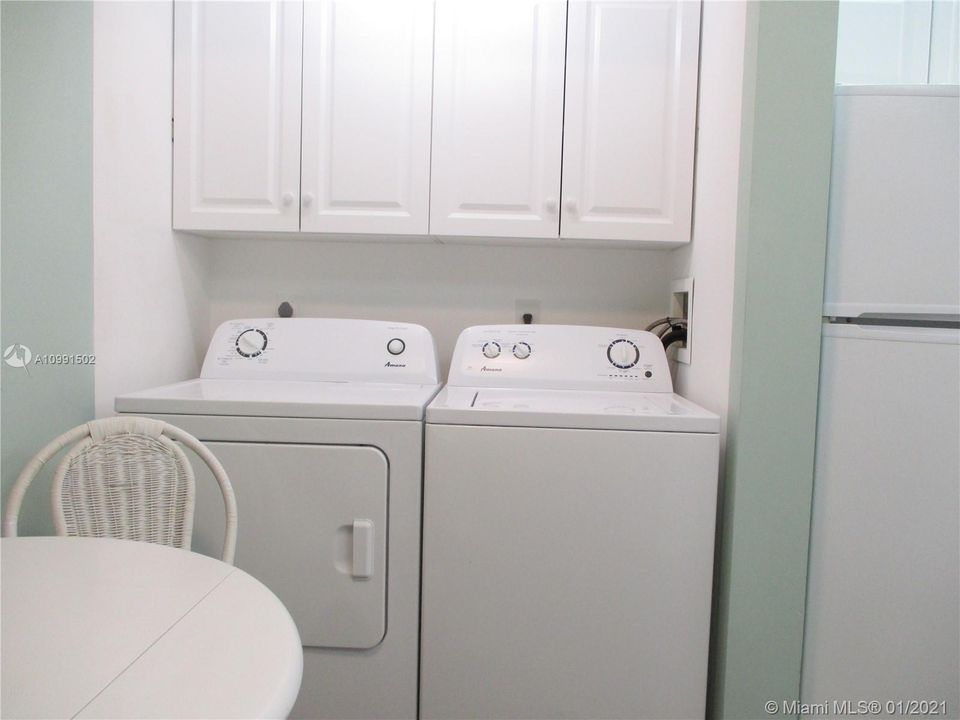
[[712, 2, 838, 717], [1, 1, 94, 534]]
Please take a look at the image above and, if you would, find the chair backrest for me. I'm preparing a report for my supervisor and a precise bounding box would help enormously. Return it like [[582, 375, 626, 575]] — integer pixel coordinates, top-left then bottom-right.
[[2, 417, 237, 564]]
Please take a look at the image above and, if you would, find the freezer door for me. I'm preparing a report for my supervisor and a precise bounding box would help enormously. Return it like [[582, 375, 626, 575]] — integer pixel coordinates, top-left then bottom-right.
[[191, 442, 389, 650], [824, 87, 959, 317], [802, 324, 960, 715]]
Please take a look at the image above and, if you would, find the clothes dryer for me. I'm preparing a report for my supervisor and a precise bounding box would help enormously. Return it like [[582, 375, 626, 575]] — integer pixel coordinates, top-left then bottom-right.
[[117, 318, 440, 720]]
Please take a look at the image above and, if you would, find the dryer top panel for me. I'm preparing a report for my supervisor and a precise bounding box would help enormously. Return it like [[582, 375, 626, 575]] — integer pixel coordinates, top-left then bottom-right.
[[116, 378, 440, 421], [200, 318, 439, 385], [446, 325, 673, 392], [427, 386, 719, 433]]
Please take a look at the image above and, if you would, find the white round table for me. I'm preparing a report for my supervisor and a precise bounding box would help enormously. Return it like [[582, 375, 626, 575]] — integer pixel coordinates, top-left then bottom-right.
[[1, 537, 303, 719]]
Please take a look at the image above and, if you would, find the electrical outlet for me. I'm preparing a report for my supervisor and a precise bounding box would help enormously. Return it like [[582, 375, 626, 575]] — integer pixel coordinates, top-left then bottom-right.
[[515, 299, 541, 325], [669, 278, 693, 364]]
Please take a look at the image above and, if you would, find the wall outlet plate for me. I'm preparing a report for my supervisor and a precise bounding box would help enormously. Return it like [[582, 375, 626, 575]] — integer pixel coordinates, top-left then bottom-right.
[[670, 277, 693, 365]]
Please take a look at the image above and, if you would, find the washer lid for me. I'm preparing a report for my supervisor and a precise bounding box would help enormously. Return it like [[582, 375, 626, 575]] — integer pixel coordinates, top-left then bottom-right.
[[116, 379, 441, 421], [426, 386, 719, 433]]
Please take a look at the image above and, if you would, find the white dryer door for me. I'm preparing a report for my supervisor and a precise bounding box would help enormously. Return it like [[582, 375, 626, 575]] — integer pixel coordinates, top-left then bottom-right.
[[190, 443, 388, 650]]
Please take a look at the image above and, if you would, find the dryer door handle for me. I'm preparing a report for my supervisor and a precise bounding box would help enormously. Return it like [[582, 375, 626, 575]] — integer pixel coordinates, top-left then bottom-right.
[[352, 519, 375, 578]]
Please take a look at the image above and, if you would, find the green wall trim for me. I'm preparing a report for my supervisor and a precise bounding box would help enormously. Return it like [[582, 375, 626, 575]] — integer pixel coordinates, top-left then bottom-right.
[[1, 1, 95, 534], [712, 2, 838, 718]]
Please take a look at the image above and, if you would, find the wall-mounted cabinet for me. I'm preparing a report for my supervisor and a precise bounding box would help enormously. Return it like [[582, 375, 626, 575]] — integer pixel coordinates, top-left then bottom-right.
[[561, 1, 700, 244], [174, 0, 432, 234], [429, 0, 566, 239], [300, 0, 434, 235], [173, 0, 701, 247], [173, 1, 303, 232]]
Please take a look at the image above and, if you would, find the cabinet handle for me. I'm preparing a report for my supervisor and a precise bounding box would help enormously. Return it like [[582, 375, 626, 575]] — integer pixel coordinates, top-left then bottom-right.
[[565, 198, 577, 215], [545, 197, 558, 213], [281, 192, 294, 207], [302, 193, 314, 208]]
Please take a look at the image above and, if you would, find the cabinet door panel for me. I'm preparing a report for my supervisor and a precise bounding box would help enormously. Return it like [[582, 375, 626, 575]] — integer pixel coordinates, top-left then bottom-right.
[[173, 1, 302, 232], [300, 1, 434, 235], [430, 0, 566, 238], [561, 1, 700, 245]]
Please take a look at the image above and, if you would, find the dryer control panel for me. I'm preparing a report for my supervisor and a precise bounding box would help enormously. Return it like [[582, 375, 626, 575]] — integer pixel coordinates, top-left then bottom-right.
[[447, 325, 673, 392], [200, 318, 439, 385]]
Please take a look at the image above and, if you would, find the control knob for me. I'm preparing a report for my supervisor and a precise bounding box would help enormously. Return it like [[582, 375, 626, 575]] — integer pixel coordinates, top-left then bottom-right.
[[236, 328, 268, 358], [482, 342, 501, 359], [512, 342, 531, 360], [607, 339, 639, 369]]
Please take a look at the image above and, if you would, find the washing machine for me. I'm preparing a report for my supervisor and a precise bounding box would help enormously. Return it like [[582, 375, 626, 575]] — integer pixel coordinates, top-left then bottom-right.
[[116, 318, 440, 720], [420, 324, 720, 720]]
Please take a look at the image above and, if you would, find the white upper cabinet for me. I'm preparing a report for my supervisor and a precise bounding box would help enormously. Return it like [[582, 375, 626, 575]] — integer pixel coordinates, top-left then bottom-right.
[[300, 1, 434, 235], [173, 1, 303, 232], [560, 1, 701, 245], [172, 0, 702, 246], [430, 0, 567, 239]]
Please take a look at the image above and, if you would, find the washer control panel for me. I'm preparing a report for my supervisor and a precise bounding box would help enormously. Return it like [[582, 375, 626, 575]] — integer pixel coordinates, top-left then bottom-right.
[[447, 325, 673, 392], [201, 318, 439, 384]]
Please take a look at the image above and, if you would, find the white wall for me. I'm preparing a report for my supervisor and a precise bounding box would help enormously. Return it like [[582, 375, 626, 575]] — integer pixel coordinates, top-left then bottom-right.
[[204, 238, 674, 373], [93, 1, 210, 417], [670, 0, 747, 427]]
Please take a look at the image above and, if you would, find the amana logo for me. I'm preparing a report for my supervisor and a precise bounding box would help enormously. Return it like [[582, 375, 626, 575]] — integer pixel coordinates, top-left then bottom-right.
[[384, 361, 407, 368], [480, 366, 502, 372]]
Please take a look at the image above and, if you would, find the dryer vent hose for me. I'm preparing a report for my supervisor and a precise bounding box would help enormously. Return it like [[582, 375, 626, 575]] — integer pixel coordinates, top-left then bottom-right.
[[661, 326, 687, 352]]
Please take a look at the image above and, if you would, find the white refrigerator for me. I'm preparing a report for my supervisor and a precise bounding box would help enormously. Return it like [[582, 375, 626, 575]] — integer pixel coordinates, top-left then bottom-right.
[[802, 85, 959, 716]]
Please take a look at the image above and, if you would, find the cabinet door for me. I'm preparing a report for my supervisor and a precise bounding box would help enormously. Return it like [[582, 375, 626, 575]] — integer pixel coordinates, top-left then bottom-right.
[[173, 1, 302, 232], [561, 1, 700, 245], [430, 0, 566, 238], [300, 1, 434, 235]]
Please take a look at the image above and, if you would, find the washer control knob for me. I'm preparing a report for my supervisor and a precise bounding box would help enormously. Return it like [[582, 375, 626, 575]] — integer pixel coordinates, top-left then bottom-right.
[[387, 338, 405, 356], [482, 342, 501, 359], [236, 328, 268, 358], [512, 342, 531, 360], [607, 339, 639, 369]]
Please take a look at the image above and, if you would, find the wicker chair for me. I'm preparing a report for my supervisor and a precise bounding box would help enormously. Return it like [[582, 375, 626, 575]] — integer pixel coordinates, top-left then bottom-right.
[[2, 417, 237, 564]]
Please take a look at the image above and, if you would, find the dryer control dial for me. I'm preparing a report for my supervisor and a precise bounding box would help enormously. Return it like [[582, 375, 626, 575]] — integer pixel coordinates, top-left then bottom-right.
[[607, 339, 639, 369], [236, 328, 268, 358], [482, 342, 501, 359]]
